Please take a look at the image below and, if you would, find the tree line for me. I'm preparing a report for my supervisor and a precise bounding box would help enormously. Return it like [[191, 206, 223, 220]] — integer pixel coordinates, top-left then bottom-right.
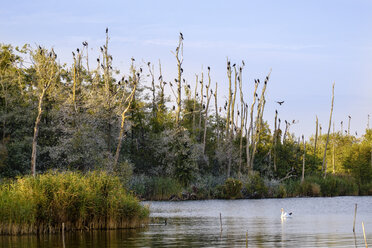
[[0, 31, 371, 190]]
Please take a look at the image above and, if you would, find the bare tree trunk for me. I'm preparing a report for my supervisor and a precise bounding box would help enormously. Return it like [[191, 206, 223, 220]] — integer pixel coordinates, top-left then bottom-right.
[[214, 82, 219, 145], [158, 60, 165, 111], [283, 121, 290, 143], [192, 75, 198, 135], [202, 68, 212, 153], [246, 80, 259, 172], [147, 62, 156, 119], [348, 115, 351, 135], [225, 59, 232, 136], [238, 67, 244, 176], [31, 89, 46, 176], [368, 114, 370, 129], [314, 116, 318, 165], [301, 135, 306, 183], [322, 82, 335, 177], [198, 72, 204, 134], [340, 121, 343, 135], [173, 33, 184, 126], [250, 70, 271, 169], [230, 66, 238, 136], [113, 78, 138, 167], [332, 122, 335, 174]]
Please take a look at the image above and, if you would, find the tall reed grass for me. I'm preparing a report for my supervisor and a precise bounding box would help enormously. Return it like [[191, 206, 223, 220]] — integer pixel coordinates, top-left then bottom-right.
[[0, 171, 149, 235]]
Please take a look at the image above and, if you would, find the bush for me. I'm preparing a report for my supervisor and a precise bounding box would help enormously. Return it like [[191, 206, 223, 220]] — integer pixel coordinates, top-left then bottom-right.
[[243, 172, 268, 198]]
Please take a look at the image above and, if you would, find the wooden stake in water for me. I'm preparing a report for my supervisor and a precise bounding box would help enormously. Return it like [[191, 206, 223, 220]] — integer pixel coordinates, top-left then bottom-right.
[[362, 221, 368, 248], [246, 231, 248, 247], [353, 204, 357, 233], [220, 213, 223, 233]]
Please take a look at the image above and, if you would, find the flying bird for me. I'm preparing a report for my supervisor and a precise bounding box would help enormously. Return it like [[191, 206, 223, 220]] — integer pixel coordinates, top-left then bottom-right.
[[276, 101, 284, 105]]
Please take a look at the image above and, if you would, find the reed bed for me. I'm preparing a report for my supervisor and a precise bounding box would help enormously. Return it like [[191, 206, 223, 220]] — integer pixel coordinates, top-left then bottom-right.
[[0, 171, 149, 235]]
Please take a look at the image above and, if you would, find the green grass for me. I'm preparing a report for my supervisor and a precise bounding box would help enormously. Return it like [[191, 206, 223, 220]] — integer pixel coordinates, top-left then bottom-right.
[[0, 171, 149, 235]]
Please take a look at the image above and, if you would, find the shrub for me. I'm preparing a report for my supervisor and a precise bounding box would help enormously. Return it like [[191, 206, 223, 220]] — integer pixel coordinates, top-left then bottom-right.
[[243, 172, 268, 198], [223, 178, 243, 199]]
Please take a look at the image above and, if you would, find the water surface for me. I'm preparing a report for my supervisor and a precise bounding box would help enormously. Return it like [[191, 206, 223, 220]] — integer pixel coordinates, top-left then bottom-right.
[[1, 196, 371, 247]]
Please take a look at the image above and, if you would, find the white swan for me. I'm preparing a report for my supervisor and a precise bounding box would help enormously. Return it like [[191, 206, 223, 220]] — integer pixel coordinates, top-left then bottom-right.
[[281, 208, 292, 219]]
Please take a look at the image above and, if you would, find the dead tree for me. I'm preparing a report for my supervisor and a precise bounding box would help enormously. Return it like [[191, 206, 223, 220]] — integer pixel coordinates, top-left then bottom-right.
[[230, 65, 238, 136], [113, 75, 138, 167], [158, 60, 165, 111], [214, 82, 219, 145], [314, 116, 319, 165], [273, 110, 278, 172], [172, 33, 184, 126], [202, 68, 212, 153], [192, 74, 198, 135], [198, 71, 204, 134], [368, 114, 370, 129], [283, 120, 290, 143], [301, 135, 306, 183], [31, 47, 59, 176], [332, 122, 336, 174], [250, 70, 271, 169], [238, 66, 245, 175], [246, 79, 259, 172], [322, 82, 335, 177], [147, 62, 156, 119], [225, 59, 232, 136], [348, 115, 351, 135]]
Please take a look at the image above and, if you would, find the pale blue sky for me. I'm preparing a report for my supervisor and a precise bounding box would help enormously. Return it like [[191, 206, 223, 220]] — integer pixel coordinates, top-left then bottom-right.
[[1, 0, 371, 138]]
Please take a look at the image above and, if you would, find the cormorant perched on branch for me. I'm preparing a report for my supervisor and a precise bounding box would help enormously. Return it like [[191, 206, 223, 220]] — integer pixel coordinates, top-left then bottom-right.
[[208, 66, 210, 70], [276, 101, 284, 105], [180, 32, 183, 40], [106, 27, 108, 34]]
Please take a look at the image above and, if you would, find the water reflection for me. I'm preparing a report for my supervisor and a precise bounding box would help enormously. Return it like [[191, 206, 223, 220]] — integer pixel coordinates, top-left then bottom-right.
[[1, 196, 371, 247]]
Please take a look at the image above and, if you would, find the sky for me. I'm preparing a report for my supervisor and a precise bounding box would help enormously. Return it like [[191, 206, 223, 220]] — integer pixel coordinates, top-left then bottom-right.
[[1, 0, 371, 138]]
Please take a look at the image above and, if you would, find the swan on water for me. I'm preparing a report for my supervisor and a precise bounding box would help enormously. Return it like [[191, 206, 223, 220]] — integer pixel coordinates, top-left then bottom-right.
[[281, 208, 292, 219]]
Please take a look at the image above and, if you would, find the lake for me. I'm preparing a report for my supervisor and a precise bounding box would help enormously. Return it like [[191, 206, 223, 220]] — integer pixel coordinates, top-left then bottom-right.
[[1, 196, 371, 247]]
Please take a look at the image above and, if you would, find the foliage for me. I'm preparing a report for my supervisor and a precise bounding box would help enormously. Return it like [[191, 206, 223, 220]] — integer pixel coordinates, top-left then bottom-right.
[[243, 172, 268, 198]]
